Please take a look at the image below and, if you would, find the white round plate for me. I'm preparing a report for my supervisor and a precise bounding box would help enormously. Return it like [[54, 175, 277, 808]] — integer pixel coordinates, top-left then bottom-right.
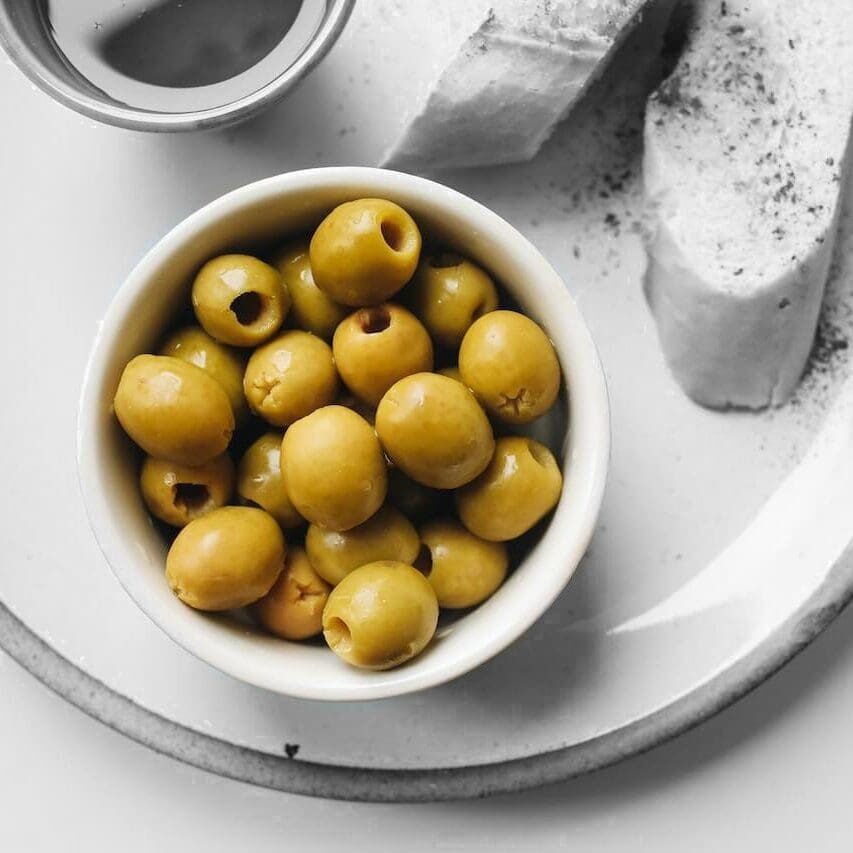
[[2, 1, 853, 801]]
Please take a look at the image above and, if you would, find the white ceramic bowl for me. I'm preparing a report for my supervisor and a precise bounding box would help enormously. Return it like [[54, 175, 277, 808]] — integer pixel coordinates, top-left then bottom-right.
[[77, 167, 610, 701]]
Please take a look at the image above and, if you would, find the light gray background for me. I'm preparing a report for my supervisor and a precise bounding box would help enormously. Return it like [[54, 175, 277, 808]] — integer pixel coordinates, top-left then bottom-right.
[[3, 2, 852, 843], [2, 604, 851, 850]]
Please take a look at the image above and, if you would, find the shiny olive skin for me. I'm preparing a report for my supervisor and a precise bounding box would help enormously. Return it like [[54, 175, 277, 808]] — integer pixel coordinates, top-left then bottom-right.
[[459, 310, 561, 424], [408, 254, 499, 348], [305, 505, 420, 586], [387, 468, 444, 521], [281, 406, 387, 531], [272, 242, 346, 339], [192, 254, 289, 347], [243, 331, 339, 427], [160, 326, 249, 424], [309, 199, 421, 306], [375, 373, 494, 489], [456, 437, 563, 541], [419, 518, 508, 608], [236, 433, 303, 529], [140, 453, 235, 528], [333, 304, 434, 406], [165, 507, 285, 611], [114, 355, 235, 465], [252, 546, 330, 640], [322, 561, 438, 670]]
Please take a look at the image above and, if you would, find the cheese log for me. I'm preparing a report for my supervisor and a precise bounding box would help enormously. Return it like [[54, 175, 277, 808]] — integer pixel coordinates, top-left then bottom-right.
[[643, 0, 853, 409], [382, 0, 649, 171]]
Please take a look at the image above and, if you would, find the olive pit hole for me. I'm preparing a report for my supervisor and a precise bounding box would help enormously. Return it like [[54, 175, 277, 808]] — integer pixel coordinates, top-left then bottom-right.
[[380, 219, 405, 252], [429, 252, 463, 269], [359, 307, 391, 334], [414, 545, 433, 577], [325, 617, 352, 652], [230, 291, 266, 326], [173, 483, 211, 515]]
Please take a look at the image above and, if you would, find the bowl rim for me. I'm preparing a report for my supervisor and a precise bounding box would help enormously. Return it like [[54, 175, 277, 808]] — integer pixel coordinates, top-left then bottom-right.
[[76, 166, 611, 700], [0, 0, 355, 132]]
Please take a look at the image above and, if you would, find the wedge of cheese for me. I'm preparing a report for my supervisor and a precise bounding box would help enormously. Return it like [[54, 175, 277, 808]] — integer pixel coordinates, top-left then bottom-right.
[[382, 0, 649, 171], [643, 0, 853, 409]]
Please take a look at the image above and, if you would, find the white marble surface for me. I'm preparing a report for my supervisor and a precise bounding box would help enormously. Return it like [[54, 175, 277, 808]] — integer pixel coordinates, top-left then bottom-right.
[[3, 603, 853, 850]]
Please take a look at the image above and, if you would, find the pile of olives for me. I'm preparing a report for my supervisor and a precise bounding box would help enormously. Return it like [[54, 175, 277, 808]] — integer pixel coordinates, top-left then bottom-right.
[[113, 198, 564, 671]]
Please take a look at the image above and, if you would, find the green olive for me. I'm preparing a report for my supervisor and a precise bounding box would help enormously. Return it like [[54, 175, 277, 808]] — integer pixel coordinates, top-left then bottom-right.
[[386, 468, 444, 521], [375, 373, 494, 489], [236, 432, 303, 529], [407, 253, 499, 348], [272, 242, 347, 339], [243, 331, 339, 427], [252, 546, 330, 640], [281, 406, 387, 531], [459, 310, 561, 424], [309, 199, 421, 306], [418, 518, 508, 608], [192, 254, 289, 347], [333, 304, 434, 406], [165, 507, 285, 611], [160, 325, 249, 424], [114, 355, 234, 466], [322, 561, 438, 670], [456, 437, 563, 541], [140, 453, 235, 528], [305, 505, 420, 586]]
